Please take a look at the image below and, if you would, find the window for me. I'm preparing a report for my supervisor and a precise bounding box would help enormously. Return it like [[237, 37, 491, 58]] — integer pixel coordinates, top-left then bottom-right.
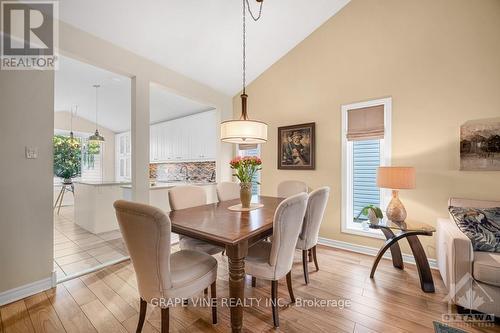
[[238, 145, 261, 195], [341, 98, 391, 238], [53, 130, 104, 183]]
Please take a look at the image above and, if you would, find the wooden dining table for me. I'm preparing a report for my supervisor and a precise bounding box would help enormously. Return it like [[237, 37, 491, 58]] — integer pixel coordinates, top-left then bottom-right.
[[169, 195, 283, 333]]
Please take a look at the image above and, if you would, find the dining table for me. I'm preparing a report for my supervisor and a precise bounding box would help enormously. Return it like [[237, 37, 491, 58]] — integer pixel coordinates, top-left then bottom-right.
[[169, 195, 283, 333]]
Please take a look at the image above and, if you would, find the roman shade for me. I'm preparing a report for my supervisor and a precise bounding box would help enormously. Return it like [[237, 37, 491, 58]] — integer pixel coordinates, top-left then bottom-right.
[[346, 105, 385, 141], [238, 144, 258, 150]]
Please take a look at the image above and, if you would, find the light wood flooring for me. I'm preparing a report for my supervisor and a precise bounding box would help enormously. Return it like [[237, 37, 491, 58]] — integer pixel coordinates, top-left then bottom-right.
[[2, 245, 499, 332], [54, 206, 128, 280]]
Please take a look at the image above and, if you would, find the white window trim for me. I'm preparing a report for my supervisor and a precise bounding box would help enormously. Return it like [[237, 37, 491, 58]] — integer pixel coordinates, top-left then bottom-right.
[[341, 97, 392, 239]]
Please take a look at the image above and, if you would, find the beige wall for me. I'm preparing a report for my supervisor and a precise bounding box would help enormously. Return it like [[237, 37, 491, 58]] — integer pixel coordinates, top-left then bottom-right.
[[0, 70, 54, 293], [234, 0, 500, 259], [54, 111, 116, 181]]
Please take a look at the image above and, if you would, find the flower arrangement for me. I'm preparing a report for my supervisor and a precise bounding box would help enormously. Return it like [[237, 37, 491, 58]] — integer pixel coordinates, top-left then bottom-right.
[[230, 156, 262, 184]]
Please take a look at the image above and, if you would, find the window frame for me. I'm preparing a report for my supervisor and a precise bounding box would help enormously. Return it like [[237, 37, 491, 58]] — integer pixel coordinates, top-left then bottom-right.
[[341, 97, 392, 239], [238, 145, 261, 196]]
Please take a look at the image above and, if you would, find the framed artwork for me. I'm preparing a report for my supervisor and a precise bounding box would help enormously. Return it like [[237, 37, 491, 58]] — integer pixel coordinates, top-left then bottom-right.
[[460, 119, 500, 171], [278, 122, 315, 170]]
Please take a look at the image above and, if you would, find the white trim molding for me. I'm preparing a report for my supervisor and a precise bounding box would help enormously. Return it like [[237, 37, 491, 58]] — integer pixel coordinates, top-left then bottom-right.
[[318, 237, 438, 270], [341, 97, 392, 238], [0, 271, 57, 306]]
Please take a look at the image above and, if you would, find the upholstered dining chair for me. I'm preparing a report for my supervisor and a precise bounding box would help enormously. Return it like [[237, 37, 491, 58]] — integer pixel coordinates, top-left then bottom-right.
[[216, 181, 240, 202], [296, 187, 330, 284], [169, 185, 224, 256], [245, 192, 309, 328], [277, 180, 308, 198], [114, 200, 218, 333]]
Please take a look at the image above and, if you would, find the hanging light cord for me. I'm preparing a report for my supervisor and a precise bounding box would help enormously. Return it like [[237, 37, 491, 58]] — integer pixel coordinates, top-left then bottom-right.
[[93, 85, 100, 131], [242, 0, 263, 95], [241, 0, 263, 120]]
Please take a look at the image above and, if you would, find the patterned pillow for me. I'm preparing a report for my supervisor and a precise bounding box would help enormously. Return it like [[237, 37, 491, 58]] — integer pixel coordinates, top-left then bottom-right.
[[449, 207, 500, 252]]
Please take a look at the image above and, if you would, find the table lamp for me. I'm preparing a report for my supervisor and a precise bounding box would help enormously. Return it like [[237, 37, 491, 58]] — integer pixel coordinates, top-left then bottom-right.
[[376, 167, 416, 222]]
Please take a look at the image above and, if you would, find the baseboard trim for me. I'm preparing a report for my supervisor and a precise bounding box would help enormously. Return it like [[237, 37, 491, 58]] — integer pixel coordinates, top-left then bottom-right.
[[317, 237, 438, 270], [0, 272, 57, 306]]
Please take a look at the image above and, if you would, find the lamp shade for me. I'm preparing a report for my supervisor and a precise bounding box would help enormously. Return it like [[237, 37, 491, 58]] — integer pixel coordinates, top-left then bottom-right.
[[220, 119, 268, 144], [377, 167, 416, 189]]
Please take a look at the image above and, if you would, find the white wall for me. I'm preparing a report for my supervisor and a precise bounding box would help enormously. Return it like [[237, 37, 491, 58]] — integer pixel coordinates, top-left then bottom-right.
[[0, 70, 55, 293]]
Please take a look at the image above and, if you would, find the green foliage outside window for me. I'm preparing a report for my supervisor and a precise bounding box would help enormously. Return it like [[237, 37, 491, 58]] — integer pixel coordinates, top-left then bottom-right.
[[53, 135, 81, 180], [53, 135, 101, 180]]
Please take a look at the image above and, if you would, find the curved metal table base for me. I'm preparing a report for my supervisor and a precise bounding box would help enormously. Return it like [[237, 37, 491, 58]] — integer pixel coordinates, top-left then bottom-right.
[[370, 229, 435, 293]]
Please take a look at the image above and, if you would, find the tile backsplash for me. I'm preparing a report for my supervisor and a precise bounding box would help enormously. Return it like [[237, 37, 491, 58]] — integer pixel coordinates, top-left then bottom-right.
[[150, 161, 216, 183]]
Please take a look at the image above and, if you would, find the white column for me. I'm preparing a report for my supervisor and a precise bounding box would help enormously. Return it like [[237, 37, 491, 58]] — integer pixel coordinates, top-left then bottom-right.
[[131, 76, 150, 203]]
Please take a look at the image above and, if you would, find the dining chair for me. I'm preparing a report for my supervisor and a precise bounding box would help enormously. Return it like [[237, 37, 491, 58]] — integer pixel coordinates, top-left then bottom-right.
[[169, 185, 224, 255], [277, 180, 308, 198], [245, 192, 309, 328], [296, 187, 330, 284], [113, 200, 218, 333], [216, 181, 240, 201]]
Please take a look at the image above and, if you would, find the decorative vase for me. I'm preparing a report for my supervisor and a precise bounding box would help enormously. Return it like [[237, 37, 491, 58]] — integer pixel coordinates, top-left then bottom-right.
[[367, 209, 379, 224], [240, 182, 252, 208]]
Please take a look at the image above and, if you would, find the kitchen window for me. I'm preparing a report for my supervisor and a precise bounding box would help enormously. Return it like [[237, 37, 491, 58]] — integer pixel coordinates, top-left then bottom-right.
[[54, 129, 104, 183], [341, 98, 392, 238]]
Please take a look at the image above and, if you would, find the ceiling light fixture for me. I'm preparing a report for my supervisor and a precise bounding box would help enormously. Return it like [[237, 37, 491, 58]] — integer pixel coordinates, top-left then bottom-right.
[[220, 0, 267, 144], [88, 84, 105, 143]]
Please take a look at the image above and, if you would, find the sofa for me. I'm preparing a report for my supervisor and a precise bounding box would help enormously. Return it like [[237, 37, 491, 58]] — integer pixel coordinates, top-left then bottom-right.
[[436, 197, 500, 317]]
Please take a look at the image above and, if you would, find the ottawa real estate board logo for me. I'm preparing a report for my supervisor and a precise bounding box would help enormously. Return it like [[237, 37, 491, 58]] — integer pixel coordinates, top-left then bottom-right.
[[1, 0, 58, 70]]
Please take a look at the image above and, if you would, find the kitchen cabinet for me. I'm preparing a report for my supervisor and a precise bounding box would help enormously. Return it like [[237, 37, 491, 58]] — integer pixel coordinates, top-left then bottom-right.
[[115, 132, 131, 181], [117, 110, 217, 169], [149, 110, 217, 163]]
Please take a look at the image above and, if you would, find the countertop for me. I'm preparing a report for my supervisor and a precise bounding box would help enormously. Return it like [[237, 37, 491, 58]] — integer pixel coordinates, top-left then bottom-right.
[[121, 181, 217, 190], [74, 181, 132, 186]]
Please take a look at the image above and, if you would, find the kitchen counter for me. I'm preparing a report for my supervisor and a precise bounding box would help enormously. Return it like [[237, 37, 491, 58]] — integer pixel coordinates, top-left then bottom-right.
[[120, 181, 217, 190], [121, 181, 218, 212], [75, 180, 131, 186]]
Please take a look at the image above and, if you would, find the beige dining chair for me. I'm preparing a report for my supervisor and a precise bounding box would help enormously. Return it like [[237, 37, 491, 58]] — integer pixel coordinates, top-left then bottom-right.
[[296, 187, 330, 284], [169, 185, 224, 255], [245, 192, 309, 328], [277, 180, 308, 198], [216, 181, 240, 202], [114, 200, 218, 333]]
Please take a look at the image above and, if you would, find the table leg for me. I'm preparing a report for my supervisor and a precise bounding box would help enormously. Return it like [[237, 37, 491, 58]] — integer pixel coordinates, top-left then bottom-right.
[[380, 228, 404, 270], [406, 235, 435, 293], [226, 241, 248, 333]]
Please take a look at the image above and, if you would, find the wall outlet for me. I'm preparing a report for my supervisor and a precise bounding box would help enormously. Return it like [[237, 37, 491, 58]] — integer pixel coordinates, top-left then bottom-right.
[[25, 147, 38, 159]]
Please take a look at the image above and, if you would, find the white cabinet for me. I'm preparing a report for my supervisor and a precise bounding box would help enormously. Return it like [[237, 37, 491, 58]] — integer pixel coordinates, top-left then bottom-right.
[[116, 132, 132, 181], [149, 110, 217, 163]]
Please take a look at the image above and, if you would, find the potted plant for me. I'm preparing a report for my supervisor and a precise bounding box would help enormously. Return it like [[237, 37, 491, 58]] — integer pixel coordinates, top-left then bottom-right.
[[355, 205, 384, 225], [229, 156, 262, 208], [53, 135, 82, 184]]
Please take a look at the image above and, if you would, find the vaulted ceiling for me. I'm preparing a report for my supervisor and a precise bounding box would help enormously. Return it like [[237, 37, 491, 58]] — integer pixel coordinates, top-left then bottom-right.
[[59, 0, 350, 96]]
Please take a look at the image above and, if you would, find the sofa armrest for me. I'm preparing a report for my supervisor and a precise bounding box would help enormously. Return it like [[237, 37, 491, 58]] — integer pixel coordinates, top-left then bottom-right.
[[436, 217, 474, 300]]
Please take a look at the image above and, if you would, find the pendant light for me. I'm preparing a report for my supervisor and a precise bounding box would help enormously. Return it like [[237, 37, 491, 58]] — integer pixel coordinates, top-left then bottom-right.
[[69, 105, 77, 142], [88, 84, 105, 143], [220, 0, 267, 144]]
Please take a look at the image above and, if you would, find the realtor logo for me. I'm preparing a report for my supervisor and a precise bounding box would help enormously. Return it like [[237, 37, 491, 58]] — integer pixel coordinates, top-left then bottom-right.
[[1, 0, 58, 70]]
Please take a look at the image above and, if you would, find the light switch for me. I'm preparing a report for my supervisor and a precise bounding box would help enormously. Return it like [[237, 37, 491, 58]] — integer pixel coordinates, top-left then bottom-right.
[[25, 147, 38, 159]]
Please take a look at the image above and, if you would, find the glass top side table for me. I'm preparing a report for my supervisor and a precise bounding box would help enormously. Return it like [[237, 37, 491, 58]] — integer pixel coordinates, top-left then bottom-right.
[[369, 219, 436, 293]]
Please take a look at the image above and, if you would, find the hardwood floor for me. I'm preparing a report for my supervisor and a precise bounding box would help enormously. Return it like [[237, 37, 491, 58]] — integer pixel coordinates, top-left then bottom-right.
[[1, 246, 499, 332]]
